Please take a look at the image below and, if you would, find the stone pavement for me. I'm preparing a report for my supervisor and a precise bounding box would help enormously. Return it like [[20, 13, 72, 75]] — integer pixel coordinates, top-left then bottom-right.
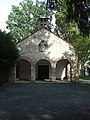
[[0, 82, 90, 120], [80, 80, 90, 84]]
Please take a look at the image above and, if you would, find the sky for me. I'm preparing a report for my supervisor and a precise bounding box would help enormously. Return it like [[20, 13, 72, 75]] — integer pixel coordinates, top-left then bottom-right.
[[0, 0, 24, 31], [0, 0, 44, 31]]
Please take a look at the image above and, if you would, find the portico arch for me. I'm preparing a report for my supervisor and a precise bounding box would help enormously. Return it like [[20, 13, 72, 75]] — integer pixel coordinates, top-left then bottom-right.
[[16, 59, 31, 80], [36, 59, 52, 80], [56, 59, 71, 80]]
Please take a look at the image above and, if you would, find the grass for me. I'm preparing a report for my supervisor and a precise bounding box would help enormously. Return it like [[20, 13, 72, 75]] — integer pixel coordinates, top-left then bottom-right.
[[79, 76, 90, 80]]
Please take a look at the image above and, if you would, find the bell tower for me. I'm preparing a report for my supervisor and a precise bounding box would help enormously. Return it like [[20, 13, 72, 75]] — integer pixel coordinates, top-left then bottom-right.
[[39, 17, 49, 27]]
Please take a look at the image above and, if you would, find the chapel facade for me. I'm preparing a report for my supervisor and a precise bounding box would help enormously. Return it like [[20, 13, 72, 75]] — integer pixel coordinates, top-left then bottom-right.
[[14, 27, 79, 82]]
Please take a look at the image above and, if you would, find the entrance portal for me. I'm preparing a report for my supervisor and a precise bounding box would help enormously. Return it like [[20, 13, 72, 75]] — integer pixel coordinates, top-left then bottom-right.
[[38, 65, 49, 80], [36, 59, 51, 80]]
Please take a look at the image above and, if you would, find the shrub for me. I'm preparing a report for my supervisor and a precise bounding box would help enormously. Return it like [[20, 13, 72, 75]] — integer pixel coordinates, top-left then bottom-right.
[[0, 30, 19, 85]]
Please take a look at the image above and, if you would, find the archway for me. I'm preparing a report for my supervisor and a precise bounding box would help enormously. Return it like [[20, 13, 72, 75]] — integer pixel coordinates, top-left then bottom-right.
[[36, 59, 51, 80], [56, 59, 71, 80], [16, 59, 31, 80]]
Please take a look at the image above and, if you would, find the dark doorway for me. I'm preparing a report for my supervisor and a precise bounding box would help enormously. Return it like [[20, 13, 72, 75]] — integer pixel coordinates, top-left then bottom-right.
[[38, 65, 49, 80]]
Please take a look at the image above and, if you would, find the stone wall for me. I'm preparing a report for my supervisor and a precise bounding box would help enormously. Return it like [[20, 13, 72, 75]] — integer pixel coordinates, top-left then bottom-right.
[[15, 27, 79, 82]]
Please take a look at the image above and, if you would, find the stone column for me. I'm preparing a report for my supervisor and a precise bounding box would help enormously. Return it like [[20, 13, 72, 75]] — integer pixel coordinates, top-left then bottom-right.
[[9, 66, 16, 82], [67, 63, 71, 81], [71, 62, 79, 82], [31, 63, 36, 82], [51, 62, 56, 81]]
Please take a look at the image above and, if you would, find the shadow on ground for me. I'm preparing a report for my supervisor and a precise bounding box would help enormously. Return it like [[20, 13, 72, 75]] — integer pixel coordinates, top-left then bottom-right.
[[0, 82, 90, 120]]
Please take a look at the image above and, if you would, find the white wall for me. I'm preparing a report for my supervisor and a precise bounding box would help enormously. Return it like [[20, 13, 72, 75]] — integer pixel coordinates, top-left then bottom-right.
[[17, 28, 75, 63], [56, 60, 68, 80]]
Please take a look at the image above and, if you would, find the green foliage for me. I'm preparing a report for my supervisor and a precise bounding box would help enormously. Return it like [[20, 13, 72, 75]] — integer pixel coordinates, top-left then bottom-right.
[[0, 30, 19, 85], [55, 0, 80, 38], [55, 12, 79, 37], [71, 36, 90, 65], [0, 30, 19, 68], [54, 0, 90, 67], [6, 0, 49, 42], [46, 0, 90, 37], [66, 0, 90, 37]]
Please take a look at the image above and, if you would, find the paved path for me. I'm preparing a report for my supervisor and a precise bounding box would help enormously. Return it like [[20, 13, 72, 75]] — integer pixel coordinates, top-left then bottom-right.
[[0, 82, 90, 120]]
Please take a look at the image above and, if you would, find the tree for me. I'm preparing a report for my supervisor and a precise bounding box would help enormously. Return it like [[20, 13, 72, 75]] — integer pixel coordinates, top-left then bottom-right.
[[66, 0, 90, 37], [56, 21, 90, 69], [73, 36, 90, 77], [0, 30, 19, 84], [6, 0, 49, 42], [46, 0, 90, 36], [47, 0, 90, 77], [54, 1, 90, 64]]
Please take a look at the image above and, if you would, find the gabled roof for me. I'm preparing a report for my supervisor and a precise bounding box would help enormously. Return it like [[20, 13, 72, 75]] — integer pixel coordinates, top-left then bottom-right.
[[17, 27, 72, 46]]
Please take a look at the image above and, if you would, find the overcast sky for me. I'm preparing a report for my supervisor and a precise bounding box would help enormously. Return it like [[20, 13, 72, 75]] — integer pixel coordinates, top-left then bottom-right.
[[0, 0, 44, 31]]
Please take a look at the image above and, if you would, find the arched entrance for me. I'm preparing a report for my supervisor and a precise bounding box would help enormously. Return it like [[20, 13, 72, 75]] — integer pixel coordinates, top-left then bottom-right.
[[36, 59, 51, 80], [16, 59, 31, 80], [56, 59, 71, 80]]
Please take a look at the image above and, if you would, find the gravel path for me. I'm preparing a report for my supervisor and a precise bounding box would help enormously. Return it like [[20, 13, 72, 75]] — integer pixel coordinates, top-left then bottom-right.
[[0, 82, 90, 120]]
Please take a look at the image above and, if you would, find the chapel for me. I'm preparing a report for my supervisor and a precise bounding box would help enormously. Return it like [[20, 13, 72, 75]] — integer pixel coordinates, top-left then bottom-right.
[[15, 23, 79, 82]]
